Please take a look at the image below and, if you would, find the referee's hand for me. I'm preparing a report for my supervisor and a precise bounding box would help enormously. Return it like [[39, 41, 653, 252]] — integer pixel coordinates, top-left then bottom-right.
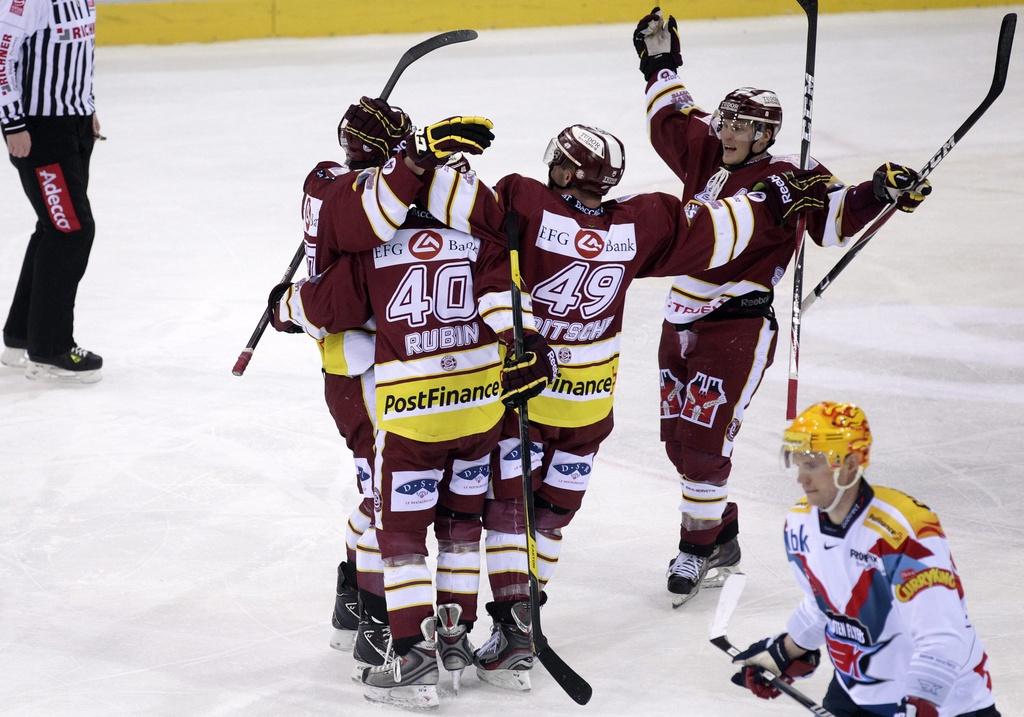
[[5, 131, 30, 158]]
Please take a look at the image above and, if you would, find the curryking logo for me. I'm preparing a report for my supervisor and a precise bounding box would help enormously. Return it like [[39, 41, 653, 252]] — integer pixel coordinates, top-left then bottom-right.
[[574, 229, 605, 259], [895, 567, 959, 602], [409, 230, 443, 260], [10, 0, 25, 16]]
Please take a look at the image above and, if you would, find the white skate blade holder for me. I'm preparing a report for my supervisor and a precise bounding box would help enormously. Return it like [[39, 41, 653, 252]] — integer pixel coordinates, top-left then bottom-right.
[[671, 564, 740, 608], [476, 666, 531, 692], [364, 683, 440, 710], [330, 628, 355, 651], [25, 360, 102, 384]]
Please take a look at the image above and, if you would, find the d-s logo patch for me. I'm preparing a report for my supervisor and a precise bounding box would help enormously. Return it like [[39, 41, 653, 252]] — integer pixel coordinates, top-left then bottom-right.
[[680, 372, 727, 428]]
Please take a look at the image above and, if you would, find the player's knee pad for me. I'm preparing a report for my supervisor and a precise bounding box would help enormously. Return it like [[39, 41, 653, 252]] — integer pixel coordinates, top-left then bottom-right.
[[482, 498, 524, 534], [376, 529, 428, 560], [434, 505, 482, 545], [535, 496, 577, 531], [676, 446, 732, 521]]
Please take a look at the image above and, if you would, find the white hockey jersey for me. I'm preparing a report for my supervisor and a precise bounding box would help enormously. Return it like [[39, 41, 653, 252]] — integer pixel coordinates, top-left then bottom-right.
[[783, 481, 996, 715]]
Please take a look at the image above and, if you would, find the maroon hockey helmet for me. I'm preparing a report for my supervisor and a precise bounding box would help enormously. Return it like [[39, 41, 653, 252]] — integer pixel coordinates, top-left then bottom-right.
[[543, 124, 625, 195], [337, 97, 411, 169], [713, 87, 783, 146]]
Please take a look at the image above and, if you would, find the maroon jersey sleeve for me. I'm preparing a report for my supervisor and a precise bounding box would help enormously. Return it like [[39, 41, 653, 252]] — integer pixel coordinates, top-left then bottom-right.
[[645, 70, 717, 183], [303, 158, 425, 256], [291, 254, 373, 336]]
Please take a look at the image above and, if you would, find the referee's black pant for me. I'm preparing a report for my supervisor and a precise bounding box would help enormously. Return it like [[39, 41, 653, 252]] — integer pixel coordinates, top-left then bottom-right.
[[4, 115, 96, 359]]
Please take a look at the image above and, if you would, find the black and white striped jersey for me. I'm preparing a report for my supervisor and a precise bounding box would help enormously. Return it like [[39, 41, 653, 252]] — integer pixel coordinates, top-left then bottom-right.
[[0, 0, 95, 136]]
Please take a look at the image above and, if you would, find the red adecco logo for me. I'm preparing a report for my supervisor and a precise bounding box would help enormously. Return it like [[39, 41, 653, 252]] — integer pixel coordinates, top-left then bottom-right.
[[574, 229, 605, 259], [35, 164, 81, 233], [409, 230, 443, 260]]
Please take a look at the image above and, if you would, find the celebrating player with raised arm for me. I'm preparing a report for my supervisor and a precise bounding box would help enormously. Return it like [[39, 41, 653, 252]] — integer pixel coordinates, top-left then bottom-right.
[[731, 402, 1000, 717], [633, 7, 933, 606], [271, 110, 564, 708], [378, 121, 842, 689]]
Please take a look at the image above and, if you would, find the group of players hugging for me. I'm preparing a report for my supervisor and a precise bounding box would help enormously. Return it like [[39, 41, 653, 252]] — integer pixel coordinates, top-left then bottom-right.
[[266, 8, 1000, 716]]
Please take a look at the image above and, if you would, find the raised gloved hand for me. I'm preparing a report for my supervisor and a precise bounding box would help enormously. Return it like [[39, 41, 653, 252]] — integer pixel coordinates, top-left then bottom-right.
[[633, 7, 681, 80], [753, 171, 836, 226], [730, 633, 821, 700], [500, 333, 558, 408], [408, 116, 495, 169], [894, 696, 940, 717], [267, 282, 303, 334], [337, 96, 411, 166], [873, 162, 932, 213]]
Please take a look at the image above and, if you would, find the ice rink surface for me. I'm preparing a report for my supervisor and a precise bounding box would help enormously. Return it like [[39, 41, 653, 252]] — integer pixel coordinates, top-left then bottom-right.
[[1, 7, 1022, 716]]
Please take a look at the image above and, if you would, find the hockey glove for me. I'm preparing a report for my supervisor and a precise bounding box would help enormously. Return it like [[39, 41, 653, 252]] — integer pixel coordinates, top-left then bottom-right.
[[267, 282, 303, 334], [633, 7, 682, 81], [338, 97, 411, 167], [894, 696, 940, 717], [500, 333, 558, 408], [730, 633, 821, 700], [408, 116, 495, 169], [873, 162, 932, 213], [753, 171, 836, 227]]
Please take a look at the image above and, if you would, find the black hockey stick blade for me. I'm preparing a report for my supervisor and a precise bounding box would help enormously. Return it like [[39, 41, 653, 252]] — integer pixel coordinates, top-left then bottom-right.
[[537, 645, 594, 705], [801, 12, 1016, 312], [379, 29, 478, 100]]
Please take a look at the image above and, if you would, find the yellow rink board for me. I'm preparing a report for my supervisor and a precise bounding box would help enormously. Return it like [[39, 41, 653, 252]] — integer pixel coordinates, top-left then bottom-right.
[[97, 0, 1015, 46]]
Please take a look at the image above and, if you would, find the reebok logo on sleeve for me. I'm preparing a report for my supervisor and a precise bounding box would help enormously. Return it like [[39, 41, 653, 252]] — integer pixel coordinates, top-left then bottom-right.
[[35, 164, 81, 233]]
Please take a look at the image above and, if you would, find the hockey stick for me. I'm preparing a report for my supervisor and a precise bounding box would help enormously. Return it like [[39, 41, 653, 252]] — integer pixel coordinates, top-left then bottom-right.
[[785, 0, 819, 420], [801, 12, 1016, 312], [710, 574, 837, 717], [506, 211, 593, 706], [231, 29, 479, 376]]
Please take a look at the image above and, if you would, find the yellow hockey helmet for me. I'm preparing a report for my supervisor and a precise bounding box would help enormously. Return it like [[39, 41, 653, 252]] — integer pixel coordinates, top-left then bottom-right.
[[782, 401, 872, 469]]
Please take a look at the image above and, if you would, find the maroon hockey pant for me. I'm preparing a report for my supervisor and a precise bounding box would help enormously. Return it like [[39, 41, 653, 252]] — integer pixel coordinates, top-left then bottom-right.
[[659, 317, 777, 555], [374, 423, 501, 643]]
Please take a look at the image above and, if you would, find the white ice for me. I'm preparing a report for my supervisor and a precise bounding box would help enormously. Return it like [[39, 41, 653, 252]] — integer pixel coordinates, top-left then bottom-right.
[[1, 7, 1022, 716]]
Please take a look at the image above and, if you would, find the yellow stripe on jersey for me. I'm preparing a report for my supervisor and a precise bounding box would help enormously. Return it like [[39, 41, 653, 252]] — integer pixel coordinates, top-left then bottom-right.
[[790, 498, 812, 514], [318, 329, 375, 376], [427, 166, 484, 234], [528, 356, 618, 428], [377, 364, 504, 442], [360, 166, 411, 242], [705, 196, 756, 269], [873, 486, 946, 540], [864, 505, 909, 549]]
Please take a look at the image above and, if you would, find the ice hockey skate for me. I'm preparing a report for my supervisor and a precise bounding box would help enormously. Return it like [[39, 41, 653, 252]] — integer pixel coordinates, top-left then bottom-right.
[[435, 603, 474, 694], [474, 601, 534, 691], [351, 609, 390, 682], [25, 346, 102, 383], [1, 346, 27, 369], [329, 562, 358, 650], [668, 538, 741, 608], [361, 616, 439, 709]]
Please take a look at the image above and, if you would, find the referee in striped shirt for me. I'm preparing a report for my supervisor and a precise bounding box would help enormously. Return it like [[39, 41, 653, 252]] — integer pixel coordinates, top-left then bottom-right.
[[1, 0, 102, 383]]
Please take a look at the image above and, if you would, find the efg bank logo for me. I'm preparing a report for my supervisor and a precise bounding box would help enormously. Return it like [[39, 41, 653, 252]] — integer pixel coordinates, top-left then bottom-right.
[[409, 230, 443, 260]]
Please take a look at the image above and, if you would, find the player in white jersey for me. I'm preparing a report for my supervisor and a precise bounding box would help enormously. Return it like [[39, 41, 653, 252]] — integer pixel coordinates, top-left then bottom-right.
[[731, 402, 1000, 717]]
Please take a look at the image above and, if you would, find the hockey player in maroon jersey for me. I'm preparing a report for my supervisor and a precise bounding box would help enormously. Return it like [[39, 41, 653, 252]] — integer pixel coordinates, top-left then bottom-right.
[[633, 7, 933, 606], [367, 122, 850, 689], [271, 113, 560, 708], [270, 97, 412, 659]]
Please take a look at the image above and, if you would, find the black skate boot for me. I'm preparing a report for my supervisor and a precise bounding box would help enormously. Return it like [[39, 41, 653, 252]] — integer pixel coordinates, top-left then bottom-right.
[[361, 616, 440, 709], [330, 561, 359, 650], [474, 600, 534, 691], [351, 608, 391, 682], [667, 551, 711, 608], [436, 603, 474, 694], [702, 537, 742, 590], [26, 345, 102, 383]]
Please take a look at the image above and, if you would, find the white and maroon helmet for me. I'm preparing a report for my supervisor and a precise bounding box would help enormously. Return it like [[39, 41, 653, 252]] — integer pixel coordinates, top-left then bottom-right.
[[713, 87, 783, 145], [543, 124, 625, 195]]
